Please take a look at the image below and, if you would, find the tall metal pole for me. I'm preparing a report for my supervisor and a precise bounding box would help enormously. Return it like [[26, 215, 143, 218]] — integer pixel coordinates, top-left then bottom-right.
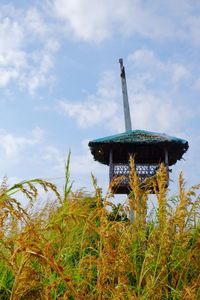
[[119, 58, 132, 131], [119, 59, 134, 223]]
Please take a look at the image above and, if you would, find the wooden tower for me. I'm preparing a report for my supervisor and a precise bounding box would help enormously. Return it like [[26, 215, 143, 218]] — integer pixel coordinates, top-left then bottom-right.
[[88, 59, 189, 194]]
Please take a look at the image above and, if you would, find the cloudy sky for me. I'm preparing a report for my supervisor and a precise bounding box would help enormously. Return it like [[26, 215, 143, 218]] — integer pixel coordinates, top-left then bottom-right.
[[0, 0, 200, 197]]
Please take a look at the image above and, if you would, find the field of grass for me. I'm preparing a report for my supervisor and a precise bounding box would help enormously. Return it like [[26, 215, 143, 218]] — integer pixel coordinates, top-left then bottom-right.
[[0, 158, 199, 299]]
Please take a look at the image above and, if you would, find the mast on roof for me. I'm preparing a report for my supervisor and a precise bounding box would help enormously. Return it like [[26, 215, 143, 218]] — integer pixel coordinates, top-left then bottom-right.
[[119, 58, 132, 131]]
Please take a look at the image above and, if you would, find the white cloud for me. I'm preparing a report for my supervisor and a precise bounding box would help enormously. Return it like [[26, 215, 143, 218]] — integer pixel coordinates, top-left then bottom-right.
[[58, 48, 195, 136], [22, 39, 60, 95], [58, 71, 120, 129], [51, 0, 176, 42], [0, 4, 59, 94], [0, 1, 198, 95], [0, 16, 24, 52], [0, 127, 44, 159], [0, 69, 18, 87], [0, 12, 26, 87], [50, 0, 200, 45], [186, 15, 200, 45], [128, 49, 190, 85], [59, 99, 118, 128], [129, 93, 183, 133], [70, 141, 107, 191], [42, 145, 65, 173], [0, 15, 23, 48], [194, 77, 200, 89], [37, 141, 106, 192], [24, 7, 48, 38], [52, 0, 113, 42], [127, 49, 193, 132], [129, 49, 164, 70], [171, 64, 190, 83], [70, 149, 105, 176]]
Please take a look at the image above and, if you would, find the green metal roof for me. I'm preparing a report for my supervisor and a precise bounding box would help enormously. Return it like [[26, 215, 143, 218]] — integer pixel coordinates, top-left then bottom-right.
[[89, 130, 187, 144], [88, 130, 189, 166]]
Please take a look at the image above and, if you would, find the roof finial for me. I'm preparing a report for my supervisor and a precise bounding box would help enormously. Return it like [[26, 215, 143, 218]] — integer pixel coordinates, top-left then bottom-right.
[[119, 58, 132, 131]]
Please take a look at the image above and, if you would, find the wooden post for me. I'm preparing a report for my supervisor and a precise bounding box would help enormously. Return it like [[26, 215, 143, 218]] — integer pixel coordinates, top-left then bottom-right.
[[109, 149, 113, 183], [165, 148, 169, 166], [129, 197, 134, 224], [164, 148, 169, 184]]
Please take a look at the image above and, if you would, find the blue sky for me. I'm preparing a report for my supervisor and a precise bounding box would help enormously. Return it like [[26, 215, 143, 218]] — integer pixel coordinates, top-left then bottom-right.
[[0, 0, 200, 197]]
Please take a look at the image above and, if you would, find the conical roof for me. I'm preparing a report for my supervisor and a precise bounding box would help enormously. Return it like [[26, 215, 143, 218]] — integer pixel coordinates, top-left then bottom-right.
[[88, 130, 189, 166]]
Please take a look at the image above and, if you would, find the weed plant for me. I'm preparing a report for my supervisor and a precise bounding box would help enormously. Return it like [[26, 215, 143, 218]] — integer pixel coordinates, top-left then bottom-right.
[[0, 158, 199, 299]]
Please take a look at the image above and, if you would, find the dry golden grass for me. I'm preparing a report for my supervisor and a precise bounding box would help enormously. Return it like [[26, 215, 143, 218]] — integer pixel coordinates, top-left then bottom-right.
[[0, 158, 199, 299]]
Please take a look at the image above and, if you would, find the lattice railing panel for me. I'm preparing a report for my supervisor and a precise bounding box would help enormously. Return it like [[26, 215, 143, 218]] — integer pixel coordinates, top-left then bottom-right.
[[112, 163, 159, 185], [113, 164, 130, 185]]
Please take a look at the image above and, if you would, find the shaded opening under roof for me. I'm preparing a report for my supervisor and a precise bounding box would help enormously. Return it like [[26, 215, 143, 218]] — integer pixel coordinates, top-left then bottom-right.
[[88, 130, 189, 166]]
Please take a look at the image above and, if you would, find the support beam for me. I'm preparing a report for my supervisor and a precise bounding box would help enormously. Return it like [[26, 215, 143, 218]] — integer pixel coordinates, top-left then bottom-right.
[[109, 149, 113, 183], [164, 148, 169, 185], [164, 148, 169, 166]]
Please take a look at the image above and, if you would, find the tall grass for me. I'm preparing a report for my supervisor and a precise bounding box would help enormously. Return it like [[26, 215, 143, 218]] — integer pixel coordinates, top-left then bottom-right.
[[0, 158, 199, 299]]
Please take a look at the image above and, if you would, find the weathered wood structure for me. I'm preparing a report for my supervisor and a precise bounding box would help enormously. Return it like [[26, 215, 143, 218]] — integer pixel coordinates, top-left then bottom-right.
[[88, 129, 188, 193], [88, 59, 189, 194]]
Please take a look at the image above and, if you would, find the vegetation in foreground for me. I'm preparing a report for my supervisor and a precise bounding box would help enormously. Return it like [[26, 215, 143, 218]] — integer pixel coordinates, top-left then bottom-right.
[[0, 158, 199, 299]]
